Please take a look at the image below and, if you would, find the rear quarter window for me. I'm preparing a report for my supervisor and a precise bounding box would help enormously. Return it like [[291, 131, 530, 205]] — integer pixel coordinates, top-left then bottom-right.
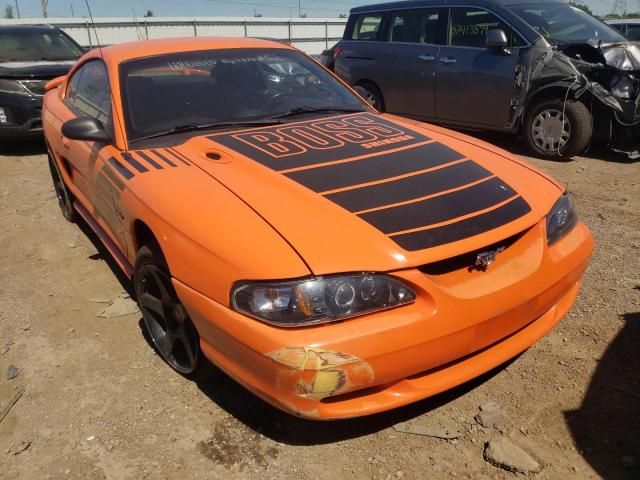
[[352, 14, 384, 40]]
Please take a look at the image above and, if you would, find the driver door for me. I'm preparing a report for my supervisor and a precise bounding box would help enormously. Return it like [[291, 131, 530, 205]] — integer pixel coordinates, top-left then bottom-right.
[[55, 60, 127, 252]]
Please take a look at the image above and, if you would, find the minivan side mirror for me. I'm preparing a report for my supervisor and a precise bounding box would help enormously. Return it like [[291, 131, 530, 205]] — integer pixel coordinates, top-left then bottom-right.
[[486, 29, 509, 50], [62, 117, 110, 143]]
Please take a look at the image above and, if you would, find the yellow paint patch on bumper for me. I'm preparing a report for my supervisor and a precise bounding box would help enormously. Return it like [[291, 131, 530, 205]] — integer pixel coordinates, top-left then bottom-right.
[[266, 347, 375, 400]]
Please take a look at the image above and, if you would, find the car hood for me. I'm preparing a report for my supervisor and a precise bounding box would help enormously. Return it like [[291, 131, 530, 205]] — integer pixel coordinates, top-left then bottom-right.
[[0, 60, 76, 79], [173, 113, 562, 275]]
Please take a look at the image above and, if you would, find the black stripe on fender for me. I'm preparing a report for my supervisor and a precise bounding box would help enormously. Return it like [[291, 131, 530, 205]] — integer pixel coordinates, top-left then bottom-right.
[[121, 152, 148, 173], [166, 148, 191, 166], [151, 149, 177, 167], [326, 160, 491, 213], [102, 165, 124, 191], [134, 150, 163, 170], [286, 142, 464, 193], [360, 177, 516, 234], [391, 197, 532, 250], [108, 157, 134, 180]]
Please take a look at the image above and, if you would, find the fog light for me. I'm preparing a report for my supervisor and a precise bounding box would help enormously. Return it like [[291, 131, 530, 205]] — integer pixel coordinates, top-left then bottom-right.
[[0, 108, 6, 124]]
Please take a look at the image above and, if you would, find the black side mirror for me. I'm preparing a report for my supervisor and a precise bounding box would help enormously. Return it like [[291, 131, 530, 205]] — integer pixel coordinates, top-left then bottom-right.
[[62, 117, 110, 143], [486, 29, 509, 50]]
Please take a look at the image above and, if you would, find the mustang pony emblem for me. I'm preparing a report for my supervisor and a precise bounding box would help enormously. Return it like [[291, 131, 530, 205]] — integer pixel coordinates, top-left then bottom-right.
[[471, 246, 506, 271]]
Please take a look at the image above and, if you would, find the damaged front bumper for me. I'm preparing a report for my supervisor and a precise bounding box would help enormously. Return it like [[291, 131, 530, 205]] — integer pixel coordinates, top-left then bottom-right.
[[515, 39, 640, 156]]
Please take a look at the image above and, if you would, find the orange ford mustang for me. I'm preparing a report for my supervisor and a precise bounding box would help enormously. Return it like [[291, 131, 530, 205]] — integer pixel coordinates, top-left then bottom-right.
[[42, 37, 593, 420]]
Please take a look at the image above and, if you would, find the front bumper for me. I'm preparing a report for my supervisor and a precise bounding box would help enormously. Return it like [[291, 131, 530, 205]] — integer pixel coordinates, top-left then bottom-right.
[[0, 92, 43, 139], [174, 221, 594, 420]]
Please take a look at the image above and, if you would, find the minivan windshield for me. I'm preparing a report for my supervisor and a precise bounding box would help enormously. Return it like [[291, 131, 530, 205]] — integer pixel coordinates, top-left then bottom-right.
[[508, 3, 626, 44], [0, 30, 84, 62], [120, 48, 368, 142]]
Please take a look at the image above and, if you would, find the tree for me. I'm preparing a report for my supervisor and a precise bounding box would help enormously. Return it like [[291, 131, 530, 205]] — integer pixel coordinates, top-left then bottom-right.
[[339, 13, 347, 18], [569, 1, 594, 16], [4, 4, 14, 18], [144, 9, 154, 17]]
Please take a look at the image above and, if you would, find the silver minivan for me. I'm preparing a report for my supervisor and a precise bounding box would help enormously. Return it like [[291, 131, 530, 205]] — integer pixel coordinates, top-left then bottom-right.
[[334, 0, 640, 159]]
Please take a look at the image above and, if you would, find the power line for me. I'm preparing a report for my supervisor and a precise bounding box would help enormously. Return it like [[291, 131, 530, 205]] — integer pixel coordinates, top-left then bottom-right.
[[204, 0, 353, 13]]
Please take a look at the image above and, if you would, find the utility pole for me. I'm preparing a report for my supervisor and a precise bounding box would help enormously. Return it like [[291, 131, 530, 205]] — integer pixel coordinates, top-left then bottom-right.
[[611, 0, 627, 16], [298, 0, 301, 17], [40, 0, 48, 17], [70, 2, 75, 16], [13, 0, 20, 18]]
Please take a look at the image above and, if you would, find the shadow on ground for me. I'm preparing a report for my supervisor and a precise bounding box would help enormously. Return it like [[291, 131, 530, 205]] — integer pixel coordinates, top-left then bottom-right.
[[471, 131, 638, 164], [565, 312, 640, 480], [0, 138, 47, 156]]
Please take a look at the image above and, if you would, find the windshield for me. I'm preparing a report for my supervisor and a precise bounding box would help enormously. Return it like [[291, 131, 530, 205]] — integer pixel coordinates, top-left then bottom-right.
[[508, 3, 626, 44], [0, 30, 84, 62], [119, 48, 368, 142]]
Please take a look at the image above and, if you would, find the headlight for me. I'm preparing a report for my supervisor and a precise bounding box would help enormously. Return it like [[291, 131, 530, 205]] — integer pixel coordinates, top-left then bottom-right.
[[0, 79, 29, 95], [231, 274, 416, 327], [546, 193, 578, 245]]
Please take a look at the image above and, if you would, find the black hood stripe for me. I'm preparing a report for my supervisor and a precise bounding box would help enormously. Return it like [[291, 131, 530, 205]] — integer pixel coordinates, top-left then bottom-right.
[[391, 197, 532, 250], [286, 142, 464, 193], [134, 150, 163, 170], [208, 112, 430, 171], [108, 157, 133, 180], [121, 152, 149, 173], [167, 148, 192, 166], [325, 160, 491, 213], [151, 149, 177, 167], [207, 113, 532, 251], [360, 176, 517, 235]]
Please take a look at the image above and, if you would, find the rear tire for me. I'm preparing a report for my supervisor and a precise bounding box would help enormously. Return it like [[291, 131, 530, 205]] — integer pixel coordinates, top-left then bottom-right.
[[133, 245, 201, 376], [524, 99, 592, 160], [356, 81, 385, 112], [47, 152, 76, 222]]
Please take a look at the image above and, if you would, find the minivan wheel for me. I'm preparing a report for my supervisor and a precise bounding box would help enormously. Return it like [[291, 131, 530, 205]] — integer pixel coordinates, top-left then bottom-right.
[[357, 82, 385, 112], [524, 99, 592, 160], [47, 153, 76, 222]]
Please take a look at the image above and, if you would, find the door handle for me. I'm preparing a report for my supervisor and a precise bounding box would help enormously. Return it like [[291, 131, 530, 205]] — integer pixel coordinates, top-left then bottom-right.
[[439, 57, 457, 65], [418, 54, 435, 61]]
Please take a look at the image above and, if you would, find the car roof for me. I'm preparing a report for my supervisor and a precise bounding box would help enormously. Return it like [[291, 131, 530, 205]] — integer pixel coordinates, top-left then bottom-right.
[[0, 24, 59, 33], [93, 36, 295, 65], [350, 0, 569, 14]]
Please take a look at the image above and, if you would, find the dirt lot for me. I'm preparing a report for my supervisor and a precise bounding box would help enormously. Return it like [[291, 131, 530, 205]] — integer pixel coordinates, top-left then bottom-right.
[[0, 137, 638, 480]]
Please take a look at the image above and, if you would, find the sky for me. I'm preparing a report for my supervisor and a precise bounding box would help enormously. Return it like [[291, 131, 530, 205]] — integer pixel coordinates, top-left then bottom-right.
[[4, 0, 637, 20]]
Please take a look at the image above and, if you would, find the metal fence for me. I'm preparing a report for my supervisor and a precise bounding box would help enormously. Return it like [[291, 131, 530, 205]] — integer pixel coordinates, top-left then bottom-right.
[[0, 17, 348, 54]]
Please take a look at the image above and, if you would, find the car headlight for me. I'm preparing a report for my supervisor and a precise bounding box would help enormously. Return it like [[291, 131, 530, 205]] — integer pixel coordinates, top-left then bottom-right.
[[231, 274, 416, 327], [546, 193, 578, 245], [0, 79, 29, 95]]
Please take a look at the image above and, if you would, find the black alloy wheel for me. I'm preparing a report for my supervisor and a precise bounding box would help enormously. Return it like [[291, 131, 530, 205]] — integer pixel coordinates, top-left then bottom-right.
[[47, 153, 76, 222], [134, 246, 200, 375]]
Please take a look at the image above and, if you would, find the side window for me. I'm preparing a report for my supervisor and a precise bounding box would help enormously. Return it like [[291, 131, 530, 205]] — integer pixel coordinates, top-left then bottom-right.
[[390, 9, 442, 44], [626, 25, 640, 41], [65, 60, 112, 130], [352, 14, 384, 40], [449, 8, 524, 48]]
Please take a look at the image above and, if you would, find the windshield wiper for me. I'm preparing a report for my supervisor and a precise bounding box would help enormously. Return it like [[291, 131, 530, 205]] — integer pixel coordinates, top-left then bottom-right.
[[130, 119, 283, 143], [269, 106, 367, 120]]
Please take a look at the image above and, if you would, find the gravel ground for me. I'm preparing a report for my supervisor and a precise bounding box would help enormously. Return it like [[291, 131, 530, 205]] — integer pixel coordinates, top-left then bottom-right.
[[0, 136, 638, 480]]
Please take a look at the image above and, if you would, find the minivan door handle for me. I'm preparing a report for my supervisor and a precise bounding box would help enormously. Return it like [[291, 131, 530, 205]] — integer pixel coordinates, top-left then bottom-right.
[[439, 57, 457, 64], [418, 54, 435, 61]]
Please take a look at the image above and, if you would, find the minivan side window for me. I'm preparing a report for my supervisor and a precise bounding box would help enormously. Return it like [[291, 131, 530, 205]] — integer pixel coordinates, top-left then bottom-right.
[[449, 7, 524, 48], [390, 9, 443, 44], [627, 24, 640, 41], [65, 60, 113, 130], [352, 14, 384, 40]]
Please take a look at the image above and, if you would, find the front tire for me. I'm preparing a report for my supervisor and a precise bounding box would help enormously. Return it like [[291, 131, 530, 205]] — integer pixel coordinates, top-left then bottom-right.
[[133, 246, 200, 375], [356, 82, 385, 112], [524, 99, 592, 160]]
